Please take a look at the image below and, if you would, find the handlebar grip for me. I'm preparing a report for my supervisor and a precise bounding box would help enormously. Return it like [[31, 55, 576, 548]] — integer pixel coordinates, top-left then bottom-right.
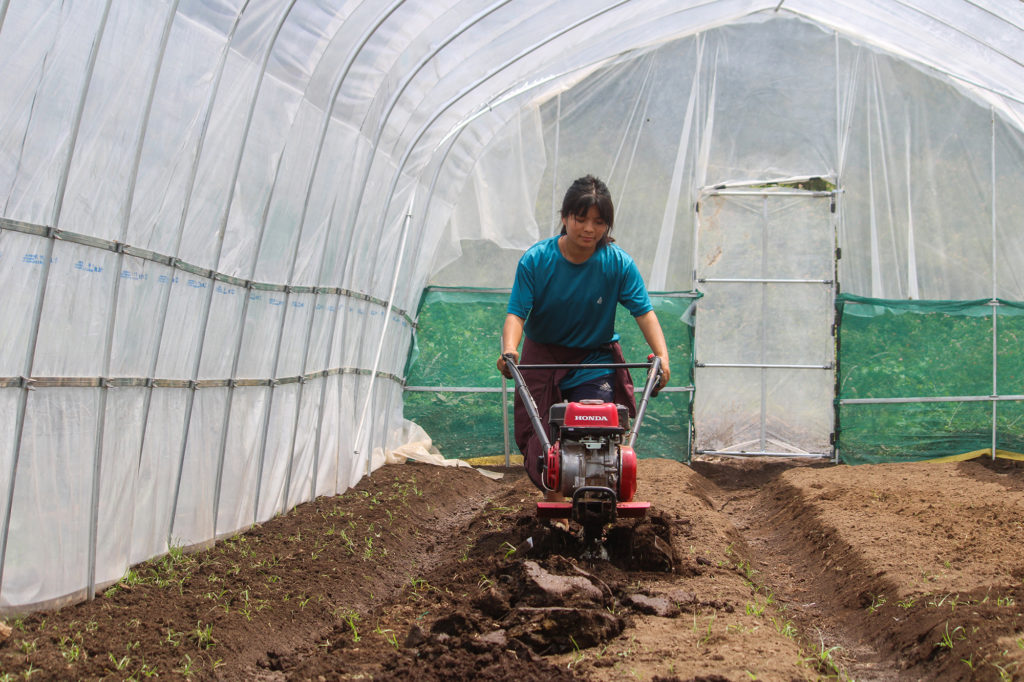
[[647, 353, 663, 397]]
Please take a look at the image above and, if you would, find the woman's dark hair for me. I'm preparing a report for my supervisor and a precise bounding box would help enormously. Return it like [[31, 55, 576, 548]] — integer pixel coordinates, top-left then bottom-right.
[[559, 175, 614, 246]]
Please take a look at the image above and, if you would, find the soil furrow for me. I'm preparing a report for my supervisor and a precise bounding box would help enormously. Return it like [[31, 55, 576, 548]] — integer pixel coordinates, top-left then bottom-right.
[[693, 458, 906, 679]]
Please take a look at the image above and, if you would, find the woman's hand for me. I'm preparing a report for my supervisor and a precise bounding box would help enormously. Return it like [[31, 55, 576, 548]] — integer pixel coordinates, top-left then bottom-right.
[[499, 314, 525, 380], [647, 354, 670, 395], [656, 356, 670, 390], [635, 311, 670, 393], [497, 350, 519, 379]]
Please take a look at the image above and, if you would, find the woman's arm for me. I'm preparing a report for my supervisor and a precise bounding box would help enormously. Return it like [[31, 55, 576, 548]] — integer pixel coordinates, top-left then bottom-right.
[[497, 313, 525, 378], [634, 310, 670, 389]]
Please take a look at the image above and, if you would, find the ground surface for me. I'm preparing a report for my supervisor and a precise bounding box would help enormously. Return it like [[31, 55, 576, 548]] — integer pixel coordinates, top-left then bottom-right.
[[1, 456, 1023, 681]]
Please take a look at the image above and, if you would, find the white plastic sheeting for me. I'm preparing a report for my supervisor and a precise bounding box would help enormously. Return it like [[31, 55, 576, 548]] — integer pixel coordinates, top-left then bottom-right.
[[449, 16, 1024, 299], [442, 14, 1024, 459], [1, 1, 1023, 611]]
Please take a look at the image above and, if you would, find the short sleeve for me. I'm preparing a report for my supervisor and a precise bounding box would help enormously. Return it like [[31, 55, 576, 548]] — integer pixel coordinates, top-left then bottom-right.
[[507, 256, 535, 318], [618, 253, 653, 317]]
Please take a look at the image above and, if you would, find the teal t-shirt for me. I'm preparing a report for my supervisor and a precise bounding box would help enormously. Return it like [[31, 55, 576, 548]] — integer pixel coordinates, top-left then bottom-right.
[[507, 236, 653, 389]]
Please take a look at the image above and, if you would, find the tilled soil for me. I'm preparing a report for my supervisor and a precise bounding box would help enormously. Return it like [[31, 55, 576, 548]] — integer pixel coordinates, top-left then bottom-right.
[[1, 456, 1023, 681]]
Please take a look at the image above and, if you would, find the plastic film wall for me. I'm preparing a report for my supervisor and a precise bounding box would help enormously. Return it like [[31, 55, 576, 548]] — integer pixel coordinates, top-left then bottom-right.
[[2, 1, 1024, 613], [0, 1, 433, 612], [441, 17, 1024, 299]]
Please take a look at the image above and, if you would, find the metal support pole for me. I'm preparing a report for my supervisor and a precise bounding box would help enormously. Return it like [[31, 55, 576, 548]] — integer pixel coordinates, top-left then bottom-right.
[[992, 302, 998, 460], [551, 93, 561, 232], [0, 0, 113, 602], [104, 0, 181, 570], [356, 191, 417, 476], [830, 189, 840, 464], [759, 197, 769, 452], [501, 377, 510, 467], [153, 2, 251, 551], [82, 0, 117, 604], [991, 108, 998, 461]]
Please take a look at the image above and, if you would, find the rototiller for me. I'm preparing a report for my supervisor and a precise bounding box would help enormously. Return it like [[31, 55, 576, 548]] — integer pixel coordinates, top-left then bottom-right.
[[502, 354, 663, 549]]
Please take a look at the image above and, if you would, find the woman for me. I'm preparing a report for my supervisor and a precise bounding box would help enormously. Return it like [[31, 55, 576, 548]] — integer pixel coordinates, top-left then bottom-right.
[[497, 175, 670, 495]]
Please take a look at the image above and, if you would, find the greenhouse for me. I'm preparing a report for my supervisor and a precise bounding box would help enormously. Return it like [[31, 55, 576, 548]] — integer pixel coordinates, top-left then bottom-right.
[[1, 0, 1024, 615]]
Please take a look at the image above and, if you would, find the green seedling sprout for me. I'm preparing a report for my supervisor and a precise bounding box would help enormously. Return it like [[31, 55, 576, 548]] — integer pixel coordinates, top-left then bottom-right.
[[363, 536, 375, 560], [374, 623, 399, 650], [58, 636, 81, 663], [772, 617, 797, 639], [805, 636, 843, 677], [165, 628, 184, 647], [926, 592, 963, 612], [617, 635, 641, 658], [746, 599, 767, 617], [936, 621, 965, 650], [175, 654, 196, 677], [137, 661, 160, 678], [698, 615, 716, 646], [568, 635, 585, 668], [192, 621, 215, 650], [340, 610, 360, 642], [991, 661, 1015, 682], [108, 652, 131, 672]]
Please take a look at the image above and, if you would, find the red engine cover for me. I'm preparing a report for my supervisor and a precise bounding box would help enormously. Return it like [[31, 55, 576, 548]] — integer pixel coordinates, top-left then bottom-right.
[[563, 401, 619, 428], [618, 445, 637, 502], [544, 442, 560, 490]]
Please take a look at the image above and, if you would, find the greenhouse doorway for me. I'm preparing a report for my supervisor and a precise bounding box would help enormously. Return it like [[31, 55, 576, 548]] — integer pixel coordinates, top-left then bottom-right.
[[693, 183, 837, 459]]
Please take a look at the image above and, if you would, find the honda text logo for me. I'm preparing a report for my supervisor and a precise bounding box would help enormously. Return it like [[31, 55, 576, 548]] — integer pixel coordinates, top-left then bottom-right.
[[575, 415, 608, 422]]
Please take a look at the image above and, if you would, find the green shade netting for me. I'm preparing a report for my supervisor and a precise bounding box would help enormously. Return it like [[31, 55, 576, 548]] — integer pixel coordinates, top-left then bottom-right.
[[403, 287, 699, 460], [835, 294, 1024, 464]]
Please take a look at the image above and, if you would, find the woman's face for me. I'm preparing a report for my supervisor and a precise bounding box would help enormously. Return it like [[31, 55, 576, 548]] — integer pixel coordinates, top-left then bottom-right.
[[561, 205, 608, 255]]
